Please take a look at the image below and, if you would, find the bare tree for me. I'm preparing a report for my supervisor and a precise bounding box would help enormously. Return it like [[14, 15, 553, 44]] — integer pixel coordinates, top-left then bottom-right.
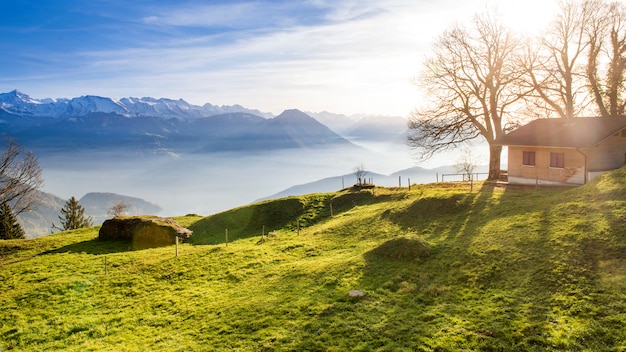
[[522, 0, 596, 118], [586, 0, 626, 117], [0, 137, 43, 216], [408, 10, 525, 180], [454, 148, 477, 181], [353, 164, 367, 186], [108, 201, 130, 218]]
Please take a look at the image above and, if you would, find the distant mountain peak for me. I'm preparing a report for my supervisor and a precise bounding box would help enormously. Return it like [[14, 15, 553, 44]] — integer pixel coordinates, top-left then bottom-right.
[[274, 109, 314, 122], [0, 90, 274, 119], [1, 89, 35, 104]]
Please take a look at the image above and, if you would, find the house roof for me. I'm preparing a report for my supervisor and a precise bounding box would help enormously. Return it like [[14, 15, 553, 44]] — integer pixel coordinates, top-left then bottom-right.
[[495, 116, 626, 148]]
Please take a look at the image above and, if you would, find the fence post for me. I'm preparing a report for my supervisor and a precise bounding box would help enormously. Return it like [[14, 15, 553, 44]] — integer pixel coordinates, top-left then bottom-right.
[[536, 176, 539, 189], [175, 236, 179, 257], [398, 176, 401, 187]]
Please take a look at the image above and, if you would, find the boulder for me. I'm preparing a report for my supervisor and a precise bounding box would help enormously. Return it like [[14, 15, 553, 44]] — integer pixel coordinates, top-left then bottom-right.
[[98, 216, 192, 250]]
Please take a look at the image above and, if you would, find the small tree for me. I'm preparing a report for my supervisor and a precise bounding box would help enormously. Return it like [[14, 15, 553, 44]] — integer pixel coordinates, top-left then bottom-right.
[[0, 201, 25, 239], [0, 136, 44, 216], [454, 148, 477, 181], [353, 164, 367, 185], [108, 201, 130, 218], [53, 196, 93, 231]]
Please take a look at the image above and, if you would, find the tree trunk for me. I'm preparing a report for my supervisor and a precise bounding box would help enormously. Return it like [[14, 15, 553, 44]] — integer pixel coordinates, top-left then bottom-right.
[[487, 144, 502, 180]]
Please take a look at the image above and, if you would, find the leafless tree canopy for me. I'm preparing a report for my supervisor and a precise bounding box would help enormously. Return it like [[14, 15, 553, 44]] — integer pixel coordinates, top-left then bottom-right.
[[454, 148, 477, 181], [353, 164, 367, 185], [108, 201, 131, 218], [408, 11, 525, 180], [586, 0, 626, 117], [0, 137, 44, 215], [519, 0, 626, 118], [521, 0, 595, 118]]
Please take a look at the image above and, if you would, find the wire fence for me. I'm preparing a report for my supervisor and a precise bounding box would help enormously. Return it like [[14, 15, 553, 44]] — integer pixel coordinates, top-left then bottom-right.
[[439, 172, 489, 182]]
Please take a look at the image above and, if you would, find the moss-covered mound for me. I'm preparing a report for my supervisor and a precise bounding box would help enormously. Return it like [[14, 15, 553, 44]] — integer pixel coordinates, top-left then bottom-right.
[[98, 216, 192, 250], [366, 236, 431, 261]]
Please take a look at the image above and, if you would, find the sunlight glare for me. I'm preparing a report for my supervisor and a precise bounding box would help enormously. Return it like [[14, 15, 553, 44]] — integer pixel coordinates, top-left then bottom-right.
[[494, 0, 558, 35]]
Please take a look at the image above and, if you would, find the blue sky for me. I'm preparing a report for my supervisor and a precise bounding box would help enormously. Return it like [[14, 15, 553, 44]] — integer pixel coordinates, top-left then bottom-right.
[[1, 0, 560, 116]]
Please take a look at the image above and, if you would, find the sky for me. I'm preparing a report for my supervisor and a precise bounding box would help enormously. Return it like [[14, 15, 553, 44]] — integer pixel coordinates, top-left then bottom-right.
[[1, 0, 563, 117]]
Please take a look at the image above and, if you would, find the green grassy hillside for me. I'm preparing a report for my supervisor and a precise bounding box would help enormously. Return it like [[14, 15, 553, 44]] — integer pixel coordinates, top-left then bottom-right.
[[1, 167, 625, 351]]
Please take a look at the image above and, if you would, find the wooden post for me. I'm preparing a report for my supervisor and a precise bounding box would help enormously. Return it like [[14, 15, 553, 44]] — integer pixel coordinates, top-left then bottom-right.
[[175, 236, 179, 257], [297, 219, 300, 236], [398, 176, 401, 187], [436, 172, 439, 182], [342, 177, 344, 189], [408, 178, 411, 191], [225, 229, 229, 246]]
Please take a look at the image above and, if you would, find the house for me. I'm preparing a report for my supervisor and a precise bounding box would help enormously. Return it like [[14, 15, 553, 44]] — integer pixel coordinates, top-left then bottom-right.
[[496, 117, 626, 185]]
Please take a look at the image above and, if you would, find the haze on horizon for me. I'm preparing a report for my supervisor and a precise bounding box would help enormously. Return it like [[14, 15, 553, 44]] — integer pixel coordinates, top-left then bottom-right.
[[1, 0, 559, 117]]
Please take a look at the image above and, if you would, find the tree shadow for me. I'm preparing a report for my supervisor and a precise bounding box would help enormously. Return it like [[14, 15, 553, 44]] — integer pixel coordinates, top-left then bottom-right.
[[355, 183, 561, 348], [354, 179, 626, 349], [41, 238, 132, 255]]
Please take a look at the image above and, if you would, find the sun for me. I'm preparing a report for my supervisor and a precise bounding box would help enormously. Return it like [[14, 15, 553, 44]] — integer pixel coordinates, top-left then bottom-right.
[[492, 0, 559, 35]]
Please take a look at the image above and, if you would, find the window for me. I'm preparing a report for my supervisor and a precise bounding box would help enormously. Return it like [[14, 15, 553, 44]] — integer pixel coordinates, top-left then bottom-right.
[[550, 152, 565, 168], [522, 151, 536, 166]]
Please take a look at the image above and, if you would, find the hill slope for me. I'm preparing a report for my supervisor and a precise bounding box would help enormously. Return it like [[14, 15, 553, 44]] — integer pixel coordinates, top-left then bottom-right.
[[0, 167, 625, 351]]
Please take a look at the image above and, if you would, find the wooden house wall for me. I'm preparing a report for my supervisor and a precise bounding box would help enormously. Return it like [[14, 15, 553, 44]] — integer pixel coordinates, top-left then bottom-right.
[[507, 128, 626, 185], [582, 130, 626, 171], [507, 146, 586, 185]]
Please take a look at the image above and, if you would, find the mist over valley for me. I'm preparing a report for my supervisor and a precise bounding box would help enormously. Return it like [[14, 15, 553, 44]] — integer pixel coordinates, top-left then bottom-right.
[[1, 91, 456, 236]]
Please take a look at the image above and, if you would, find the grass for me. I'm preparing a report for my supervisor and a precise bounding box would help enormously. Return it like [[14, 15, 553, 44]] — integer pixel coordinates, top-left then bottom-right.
[[0, 167, 625, 351]]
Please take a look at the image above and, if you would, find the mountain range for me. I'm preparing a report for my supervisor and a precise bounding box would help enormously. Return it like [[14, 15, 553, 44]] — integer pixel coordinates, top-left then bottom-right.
[[0, 91, 350, 155], [0, 90, 408, 156], [2, 90, 414, 237], [0, 90, 273, 120]]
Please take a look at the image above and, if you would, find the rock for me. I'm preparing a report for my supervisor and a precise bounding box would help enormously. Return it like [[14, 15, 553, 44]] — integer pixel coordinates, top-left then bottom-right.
[[348, 290, 365, 297], [98, 216, 192, 250]]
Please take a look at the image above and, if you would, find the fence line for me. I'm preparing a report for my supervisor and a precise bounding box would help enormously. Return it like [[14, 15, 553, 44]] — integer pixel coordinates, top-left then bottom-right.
[[440, 173, 488, 182]]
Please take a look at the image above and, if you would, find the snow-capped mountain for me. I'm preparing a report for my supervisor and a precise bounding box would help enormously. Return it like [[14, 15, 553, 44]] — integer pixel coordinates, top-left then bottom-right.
[[0, 90, 359, 155], [0, 90, 272, 120]]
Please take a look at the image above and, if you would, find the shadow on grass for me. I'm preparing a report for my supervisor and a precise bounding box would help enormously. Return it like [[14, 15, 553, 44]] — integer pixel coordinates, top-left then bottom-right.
[[349, 183, 557, 349], [41, 239, 132, 255], [354, 180, 626, 350]]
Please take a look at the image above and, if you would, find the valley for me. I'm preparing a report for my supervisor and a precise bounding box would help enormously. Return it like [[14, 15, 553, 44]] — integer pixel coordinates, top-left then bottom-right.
[[1, 168, 624, 350], [2, 90, 429, 237]]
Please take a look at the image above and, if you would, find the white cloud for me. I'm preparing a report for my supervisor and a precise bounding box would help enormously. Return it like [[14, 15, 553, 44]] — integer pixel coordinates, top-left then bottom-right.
[[4, 0, 563, 116]]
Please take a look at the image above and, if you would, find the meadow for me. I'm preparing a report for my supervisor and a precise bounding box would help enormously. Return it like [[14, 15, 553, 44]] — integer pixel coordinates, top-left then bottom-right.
[[1, 166, 625, 351]]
